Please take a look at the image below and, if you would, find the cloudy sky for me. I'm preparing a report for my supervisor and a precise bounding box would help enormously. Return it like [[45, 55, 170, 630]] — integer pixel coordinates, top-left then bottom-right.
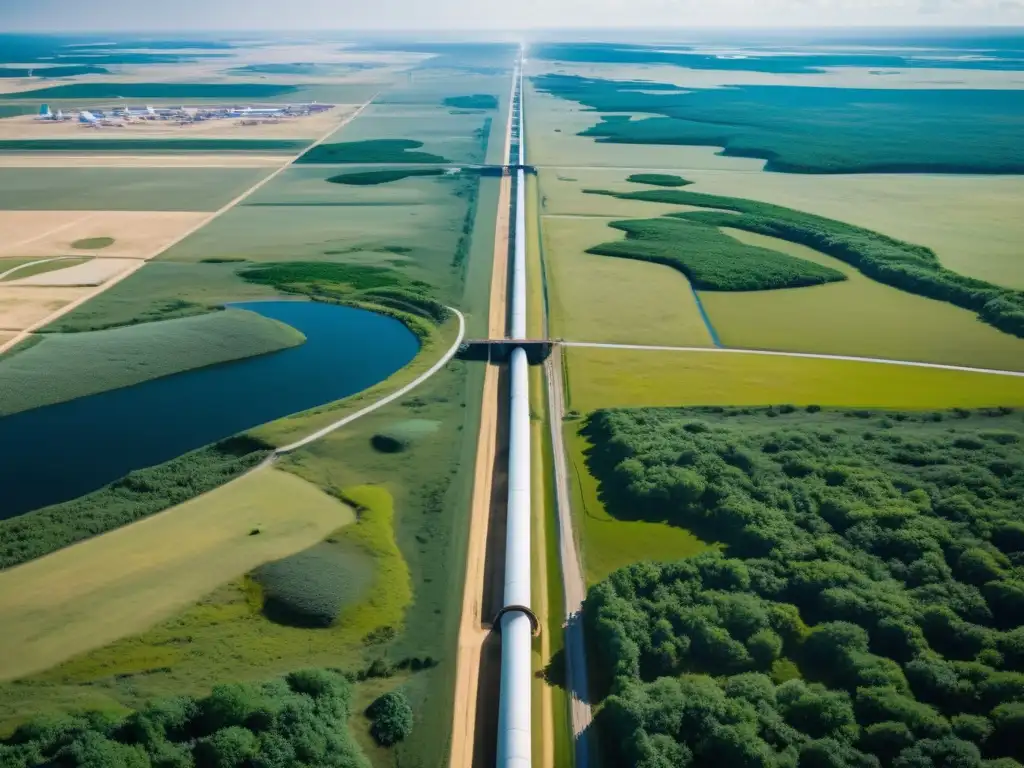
[[2, 0, 1023, 31]]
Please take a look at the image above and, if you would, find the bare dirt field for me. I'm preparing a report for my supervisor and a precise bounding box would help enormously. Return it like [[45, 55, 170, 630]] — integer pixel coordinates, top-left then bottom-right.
[[0, 286, 87, 330], [0, 467, 354, 682], [0, 154, 286, 168], [6, 257, 139, 287], [0, 210, 208, 259], [0, 105, 355, 141]]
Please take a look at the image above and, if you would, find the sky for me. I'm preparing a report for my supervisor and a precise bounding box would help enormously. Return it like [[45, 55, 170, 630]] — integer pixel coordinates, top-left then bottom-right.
[[2, 0, 1024, 31]]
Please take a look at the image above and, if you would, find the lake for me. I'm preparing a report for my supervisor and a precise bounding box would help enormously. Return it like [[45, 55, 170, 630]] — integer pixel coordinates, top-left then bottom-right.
[[0, 301, 419, 519]]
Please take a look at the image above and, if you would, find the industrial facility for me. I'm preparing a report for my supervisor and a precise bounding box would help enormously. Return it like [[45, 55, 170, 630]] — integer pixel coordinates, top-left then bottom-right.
[[34, 101, 334, 129]]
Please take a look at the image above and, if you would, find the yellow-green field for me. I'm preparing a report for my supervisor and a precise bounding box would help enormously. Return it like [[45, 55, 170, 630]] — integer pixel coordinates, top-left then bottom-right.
[[701, 229, 1024, 371], [543, 215, 713, 346], [0, 468, 354, 683], [564, 346, 1024, 414], [537, 168, 692, 218]]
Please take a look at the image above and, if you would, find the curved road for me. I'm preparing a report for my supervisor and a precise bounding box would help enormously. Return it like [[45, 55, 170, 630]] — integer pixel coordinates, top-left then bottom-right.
[[276, 308, 465, 454]]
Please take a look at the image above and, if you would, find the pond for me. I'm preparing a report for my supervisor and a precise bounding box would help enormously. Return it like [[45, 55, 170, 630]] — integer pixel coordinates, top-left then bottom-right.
[[0, 301, 419, 519]]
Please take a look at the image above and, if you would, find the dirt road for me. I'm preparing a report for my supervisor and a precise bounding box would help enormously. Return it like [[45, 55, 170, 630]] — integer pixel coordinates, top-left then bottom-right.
[[449, 64, 518, 768], [545, 343, 594, 766]]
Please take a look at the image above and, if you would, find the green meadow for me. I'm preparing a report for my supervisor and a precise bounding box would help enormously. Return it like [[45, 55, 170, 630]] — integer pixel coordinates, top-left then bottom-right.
[[0, 167, 272, 211], [701, 230, 1024, 372], [1, 309, 304, 415]]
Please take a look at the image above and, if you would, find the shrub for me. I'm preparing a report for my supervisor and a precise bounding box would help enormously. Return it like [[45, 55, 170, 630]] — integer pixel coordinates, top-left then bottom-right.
[[367, 690, 413, 747]]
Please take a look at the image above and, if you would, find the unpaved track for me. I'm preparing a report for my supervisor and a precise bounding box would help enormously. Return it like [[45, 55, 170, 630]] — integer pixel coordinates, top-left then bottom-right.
[[0, 96, 377, 355], [449, 66, 517, 768], [545, 344, 594, 766]]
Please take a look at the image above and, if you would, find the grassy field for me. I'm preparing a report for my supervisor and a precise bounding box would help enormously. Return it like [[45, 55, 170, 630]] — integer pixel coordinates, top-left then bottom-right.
[[543, 215, 713, 346], [45, 261, 279, 331], [0, 309, 304, 415], [701, 229, 1024, 371], [564, 347, 1024, 414], [318, 103, 491, 164], [0, 139, 308, 154], [537, 167, 723, 218], [0, 257, 88, 282], [676, 170, 1024, 290], [0, 167, 272, 211], [0, 467, 354, 683]]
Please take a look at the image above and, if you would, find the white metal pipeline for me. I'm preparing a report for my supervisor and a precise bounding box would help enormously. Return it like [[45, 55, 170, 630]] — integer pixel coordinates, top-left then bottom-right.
[[497, 51, 533, 768]]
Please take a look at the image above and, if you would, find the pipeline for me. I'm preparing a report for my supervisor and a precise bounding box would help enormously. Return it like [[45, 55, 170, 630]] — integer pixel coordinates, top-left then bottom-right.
[[496, 52, 533, 768]]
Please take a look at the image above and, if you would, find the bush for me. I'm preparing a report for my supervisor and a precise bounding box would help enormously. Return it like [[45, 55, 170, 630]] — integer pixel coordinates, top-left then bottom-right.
[[0, 670, 369, 768], [367, 690, 413, 747], [443, 94, 498, 109], [626, 173, 693, 187]]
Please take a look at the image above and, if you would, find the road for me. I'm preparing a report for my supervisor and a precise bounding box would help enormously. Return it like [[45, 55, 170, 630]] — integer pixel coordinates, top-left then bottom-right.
[[276, 307, 466, 454], [544, 343, 593, 767], [0, 96, 377, 356], [561, 341, 1024, 377], [449, 61, 517, 768]]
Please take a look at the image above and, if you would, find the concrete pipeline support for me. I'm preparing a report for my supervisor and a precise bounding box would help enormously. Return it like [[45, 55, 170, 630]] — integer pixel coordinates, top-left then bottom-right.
[[496, 54, 533, 768]]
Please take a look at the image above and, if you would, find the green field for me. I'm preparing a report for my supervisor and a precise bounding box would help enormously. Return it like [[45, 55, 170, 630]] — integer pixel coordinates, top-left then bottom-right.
[[565, 347, 1024, 414], [0, 309, 304, 415], [45, 262, 279, 332], [0, 257, 88, 282], [543, 215, 713, 347], [317, 103, 492, 164], [701, 230, 1024, 371], [70, 237, 115, 250], [0, 167, 273, 211], [2, 82, 299, 100], [0, 139, 308, 154]]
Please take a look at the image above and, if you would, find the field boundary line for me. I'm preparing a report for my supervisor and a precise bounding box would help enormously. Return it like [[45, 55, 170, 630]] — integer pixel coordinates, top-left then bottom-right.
[[561, 341, 1024, 378], [276, 308, 465, 454], [0, 96, 378, 356], [0, 212, 96, 255]]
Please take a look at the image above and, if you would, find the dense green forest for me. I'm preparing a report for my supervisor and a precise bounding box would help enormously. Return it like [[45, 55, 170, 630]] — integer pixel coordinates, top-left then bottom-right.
[[583, 406, 1024, 767], [587, 216, 846, 291], [295, 140, 449, 165], [626, 173, 692, 187], [0, 669, 370, 768], [4, 83, 296, 100], [0, 436, 271, 569], [591, 185, 1024, 337], [532, 74, 1024, 174], [532, 43, 1024, 73]]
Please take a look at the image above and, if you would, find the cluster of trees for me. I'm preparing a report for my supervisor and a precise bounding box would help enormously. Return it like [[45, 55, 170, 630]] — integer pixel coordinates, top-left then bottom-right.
[[587, 216, 846, 291], [584, 407, 1024, 767], [0, 436, 271, 569], [0, 669, 370, 768], [626, 173, 694, 187], [443, 94, 498, 109], [296, 139, 449, 165], [366, 690, 414, 746], [590, 186, 1024, 337], [239, 262, 449, 340], [326, 169, 444, 186], [532, 73, 1024, 174]]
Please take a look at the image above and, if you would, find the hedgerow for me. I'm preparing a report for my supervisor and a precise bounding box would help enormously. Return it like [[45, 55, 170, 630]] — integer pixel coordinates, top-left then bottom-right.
[[590, 187, 1024, 337], [587, 216, 846, 291]]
